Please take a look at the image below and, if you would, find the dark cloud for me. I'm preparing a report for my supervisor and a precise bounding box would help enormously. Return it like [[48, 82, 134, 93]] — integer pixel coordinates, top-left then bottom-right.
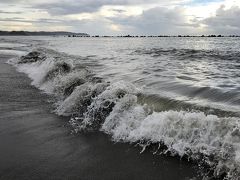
[[33, 0, 167, 15], [0, 17, 63, 24], [202, 5, 240, 34], [36, 0, 105, 15]]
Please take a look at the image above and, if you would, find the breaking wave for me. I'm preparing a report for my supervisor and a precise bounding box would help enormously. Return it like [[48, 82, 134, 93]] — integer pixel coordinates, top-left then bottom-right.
[[8, 48, 240, 179]]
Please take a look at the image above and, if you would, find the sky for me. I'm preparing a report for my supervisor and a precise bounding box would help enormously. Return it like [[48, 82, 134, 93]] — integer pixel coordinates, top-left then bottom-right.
[[0, 0, 240, 35]]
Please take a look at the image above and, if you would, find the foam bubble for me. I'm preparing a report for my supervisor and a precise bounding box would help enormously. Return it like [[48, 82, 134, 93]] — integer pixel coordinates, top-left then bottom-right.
[[56, 82, 108, 116], [9, 49, 240, 179], [102, 104, 240, 179]]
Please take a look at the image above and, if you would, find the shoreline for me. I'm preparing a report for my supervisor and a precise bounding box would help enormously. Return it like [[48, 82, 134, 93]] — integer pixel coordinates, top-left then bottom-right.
[[0, 54, 200, 180]]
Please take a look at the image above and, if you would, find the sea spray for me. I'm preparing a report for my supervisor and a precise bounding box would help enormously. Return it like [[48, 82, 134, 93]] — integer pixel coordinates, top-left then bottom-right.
[[9, 49, 240, 180]]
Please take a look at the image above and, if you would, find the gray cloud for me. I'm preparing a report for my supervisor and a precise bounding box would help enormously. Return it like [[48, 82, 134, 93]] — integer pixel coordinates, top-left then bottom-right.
[[202, 5, 240, 34], [0, 17, 25, 22], [36, 0, 106, 15], [0, 17, 63, 24], [108, 7, 199, 35], [33, 0, 180, 15], [0, 0, 19, 3], [1, 0, 240, 35]]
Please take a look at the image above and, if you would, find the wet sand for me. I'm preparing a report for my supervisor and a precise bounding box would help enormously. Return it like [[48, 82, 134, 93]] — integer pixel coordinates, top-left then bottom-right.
[[0, 54, 200, 180]]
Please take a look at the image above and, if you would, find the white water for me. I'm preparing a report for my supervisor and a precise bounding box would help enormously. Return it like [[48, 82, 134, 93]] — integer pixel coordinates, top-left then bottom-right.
[[2, 37, 240, 179]]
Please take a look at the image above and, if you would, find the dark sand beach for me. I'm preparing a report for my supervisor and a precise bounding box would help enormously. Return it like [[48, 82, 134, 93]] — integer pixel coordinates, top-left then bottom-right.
[[0, 54, 199, 180]]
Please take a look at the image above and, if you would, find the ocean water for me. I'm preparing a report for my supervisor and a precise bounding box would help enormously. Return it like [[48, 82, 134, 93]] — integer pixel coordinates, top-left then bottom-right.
[[1, 36, 240, 179]]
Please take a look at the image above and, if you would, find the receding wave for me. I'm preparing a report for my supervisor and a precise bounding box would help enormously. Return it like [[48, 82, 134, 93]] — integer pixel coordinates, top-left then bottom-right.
[[8, 48, 240, 179]]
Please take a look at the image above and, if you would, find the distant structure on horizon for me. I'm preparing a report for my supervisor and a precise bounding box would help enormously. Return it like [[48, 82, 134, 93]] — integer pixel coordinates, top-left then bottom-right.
[[91, 34, 240, 38]]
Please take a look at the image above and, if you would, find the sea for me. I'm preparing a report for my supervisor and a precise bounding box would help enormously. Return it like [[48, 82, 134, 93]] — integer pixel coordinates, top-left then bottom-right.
[[1, 36, 240, 179]]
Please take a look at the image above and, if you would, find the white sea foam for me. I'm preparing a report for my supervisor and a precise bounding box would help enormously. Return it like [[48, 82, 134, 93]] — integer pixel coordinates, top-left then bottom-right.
[[10, 49, 240, 179], [56, 82, 108, 116], [69, 80, 240, 179], [100, 99, 239, 179]]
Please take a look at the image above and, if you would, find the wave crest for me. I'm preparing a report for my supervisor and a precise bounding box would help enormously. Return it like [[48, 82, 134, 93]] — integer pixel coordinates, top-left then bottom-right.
[[10, 49, 240, 179]]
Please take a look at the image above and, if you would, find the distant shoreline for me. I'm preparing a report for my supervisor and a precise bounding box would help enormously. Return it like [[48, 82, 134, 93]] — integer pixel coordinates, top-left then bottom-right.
[[0, 30, 89, 36], [0, 31, 239, 37]]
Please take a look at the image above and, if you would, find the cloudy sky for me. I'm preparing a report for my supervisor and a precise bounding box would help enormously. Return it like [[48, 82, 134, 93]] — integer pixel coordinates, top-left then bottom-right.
[[0, 0, 240, 35]]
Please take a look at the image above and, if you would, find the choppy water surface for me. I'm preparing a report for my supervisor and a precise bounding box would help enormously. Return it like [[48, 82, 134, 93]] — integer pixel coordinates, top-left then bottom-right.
[[2, 36, 240, 179]]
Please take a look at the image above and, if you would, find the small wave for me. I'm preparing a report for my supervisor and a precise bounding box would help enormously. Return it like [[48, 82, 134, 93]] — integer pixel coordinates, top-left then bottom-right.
[[177, 75, 199, 81], [9, 49, 240, 179], [135, 48, 240, 62]]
